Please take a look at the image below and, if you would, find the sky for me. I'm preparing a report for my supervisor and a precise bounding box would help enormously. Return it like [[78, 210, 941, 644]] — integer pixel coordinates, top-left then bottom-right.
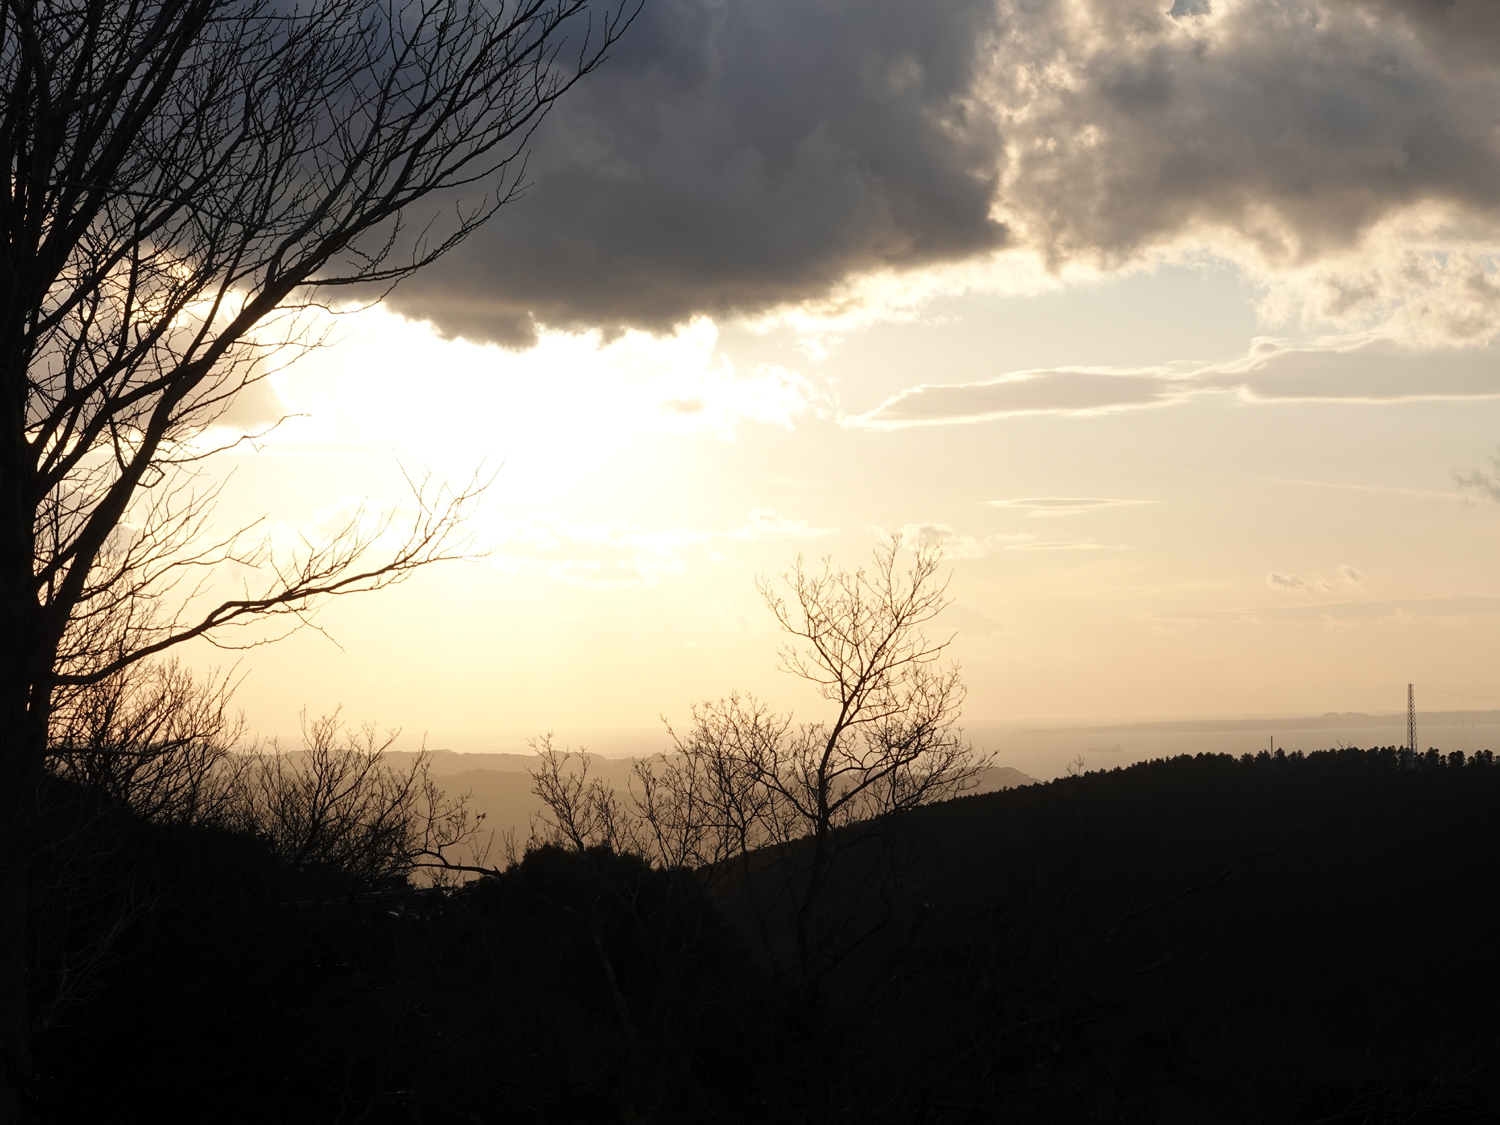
[[186, 0, 1500, 757]]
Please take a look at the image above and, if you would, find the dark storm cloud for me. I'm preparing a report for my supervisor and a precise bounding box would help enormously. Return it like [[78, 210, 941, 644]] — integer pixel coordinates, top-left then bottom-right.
[[387, 0, 1009, 344], [386, 0, 1500, 344], [1352, 0, 1500, 70]]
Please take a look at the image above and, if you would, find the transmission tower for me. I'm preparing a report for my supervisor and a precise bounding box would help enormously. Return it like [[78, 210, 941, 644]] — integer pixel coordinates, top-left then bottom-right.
[[1406, 683, 1417, 766]]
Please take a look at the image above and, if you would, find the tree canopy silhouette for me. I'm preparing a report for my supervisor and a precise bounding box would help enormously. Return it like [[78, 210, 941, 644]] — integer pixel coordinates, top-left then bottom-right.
[[0, 0, 638, 1114]]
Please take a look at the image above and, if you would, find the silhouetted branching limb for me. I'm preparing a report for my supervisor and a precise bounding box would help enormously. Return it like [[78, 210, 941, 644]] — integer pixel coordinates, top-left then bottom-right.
[[1, 0, 641, 1108]]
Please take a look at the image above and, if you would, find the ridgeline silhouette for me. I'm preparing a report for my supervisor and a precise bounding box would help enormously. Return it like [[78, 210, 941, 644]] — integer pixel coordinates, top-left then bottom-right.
[[23, 743, 1500, 1123]]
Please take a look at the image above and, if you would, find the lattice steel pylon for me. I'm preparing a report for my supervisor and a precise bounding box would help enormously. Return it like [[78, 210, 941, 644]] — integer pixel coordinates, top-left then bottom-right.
[[1407, 683, 1417, 763]]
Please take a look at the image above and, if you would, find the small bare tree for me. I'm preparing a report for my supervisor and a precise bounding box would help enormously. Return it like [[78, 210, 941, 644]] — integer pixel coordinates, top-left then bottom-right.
[[32, 659, 478, 1042], [529, 538, 983, 865], [238, 711, 472, 889], [671, 540, 982, 1001], [27, 658, 250, 1038], [46, 659, 248, 826], [508, 538, 987, 1118], [31, 558, 475, 1046]]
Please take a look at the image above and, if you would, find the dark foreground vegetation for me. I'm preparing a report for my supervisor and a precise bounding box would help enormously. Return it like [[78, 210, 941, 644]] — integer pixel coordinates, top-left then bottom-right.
[[28, 744, 1500, 1124]]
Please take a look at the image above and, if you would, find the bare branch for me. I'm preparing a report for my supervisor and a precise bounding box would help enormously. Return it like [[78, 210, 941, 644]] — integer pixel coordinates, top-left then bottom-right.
[[523, 539, 990, 1031]]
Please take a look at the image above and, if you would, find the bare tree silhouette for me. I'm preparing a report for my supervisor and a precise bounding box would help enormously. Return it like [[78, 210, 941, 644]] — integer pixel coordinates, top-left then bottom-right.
[[0, 0, 639, 1112], [33, 672, 474, 1051], [499, 538, 988, 1121]]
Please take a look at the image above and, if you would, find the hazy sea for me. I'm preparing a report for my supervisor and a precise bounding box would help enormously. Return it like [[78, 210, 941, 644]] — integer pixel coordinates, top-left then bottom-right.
[[428, 710, 1500, 782]]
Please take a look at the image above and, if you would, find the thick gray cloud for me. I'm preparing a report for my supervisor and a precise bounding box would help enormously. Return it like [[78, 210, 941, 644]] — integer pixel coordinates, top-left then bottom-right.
[[999, 0, 1500, 264], [387, 0, 1500, 343], [1354, 0, 1500, 70], [388, 0, 1009, 343]]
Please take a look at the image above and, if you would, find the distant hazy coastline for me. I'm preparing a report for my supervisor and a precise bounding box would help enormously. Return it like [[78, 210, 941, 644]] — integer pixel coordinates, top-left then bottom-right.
[[397, 709, 1500, 791], [1023, 710, 1500, 735]]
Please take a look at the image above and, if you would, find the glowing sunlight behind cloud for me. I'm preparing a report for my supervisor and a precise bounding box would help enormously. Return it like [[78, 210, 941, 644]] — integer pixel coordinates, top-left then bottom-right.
[[181, 0, 1500, 764]]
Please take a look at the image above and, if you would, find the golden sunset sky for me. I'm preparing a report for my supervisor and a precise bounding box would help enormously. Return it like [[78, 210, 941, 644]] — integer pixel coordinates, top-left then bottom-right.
[[184, 0, 1500, 761]]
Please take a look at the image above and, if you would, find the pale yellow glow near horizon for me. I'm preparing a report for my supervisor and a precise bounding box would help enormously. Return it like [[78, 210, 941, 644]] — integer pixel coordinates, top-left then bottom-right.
[[171, 255, 1500, 767]]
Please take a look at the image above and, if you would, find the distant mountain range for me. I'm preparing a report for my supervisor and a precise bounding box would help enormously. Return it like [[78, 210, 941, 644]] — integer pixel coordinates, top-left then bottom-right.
[[1023, 710, 1500, 735], [372, 750, 1036, 860]]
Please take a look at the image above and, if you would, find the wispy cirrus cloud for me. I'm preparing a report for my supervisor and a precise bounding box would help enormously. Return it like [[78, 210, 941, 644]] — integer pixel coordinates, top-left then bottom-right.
[[855, 333, 1500, 427], [860, 368, 1192, 425], [1262, 477, 1467, 501], [989, 497, 1154, 517]]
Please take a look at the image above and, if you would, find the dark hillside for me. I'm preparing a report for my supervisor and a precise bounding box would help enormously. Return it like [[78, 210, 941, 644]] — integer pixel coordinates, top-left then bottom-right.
[[823, 747, 1500, 1122], [27, 748, 1500, 1123]]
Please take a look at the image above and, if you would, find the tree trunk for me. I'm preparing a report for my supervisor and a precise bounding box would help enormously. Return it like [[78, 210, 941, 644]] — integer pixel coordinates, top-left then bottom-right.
[[0, 421, 46, 1123], [0, 670, 45, 1124], [0, 851, 28, 1125]]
